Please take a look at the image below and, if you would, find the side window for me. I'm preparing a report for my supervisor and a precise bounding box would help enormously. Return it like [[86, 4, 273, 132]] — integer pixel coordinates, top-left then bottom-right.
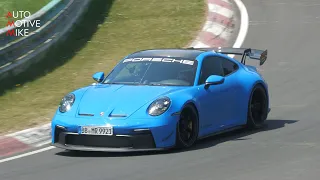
[[198, 56, 223, 85], [222, 58, 238, 76]]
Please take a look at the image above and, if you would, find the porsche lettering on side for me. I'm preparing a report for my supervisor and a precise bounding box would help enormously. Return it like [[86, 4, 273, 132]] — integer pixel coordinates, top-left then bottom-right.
[[51, 48, 270, 152]]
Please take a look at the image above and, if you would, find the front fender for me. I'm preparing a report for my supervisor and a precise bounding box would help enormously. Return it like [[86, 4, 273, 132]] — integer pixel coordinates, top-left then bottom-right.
[[169, 94, 200, 116], [52, 86, 92, 118]]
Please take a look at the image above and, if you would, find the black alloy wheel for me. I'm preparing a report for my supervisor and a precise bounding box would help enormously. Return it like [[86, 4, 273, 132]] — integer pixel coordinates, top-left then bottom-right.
[[176, 104, 199, 148], [247, 84, 268, 129]]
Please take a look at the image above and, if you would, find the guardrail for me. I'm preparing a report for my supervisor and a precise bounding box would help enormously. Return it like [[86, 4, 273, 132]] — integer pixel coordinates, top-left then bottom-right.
[[0, 0, 92, 81]]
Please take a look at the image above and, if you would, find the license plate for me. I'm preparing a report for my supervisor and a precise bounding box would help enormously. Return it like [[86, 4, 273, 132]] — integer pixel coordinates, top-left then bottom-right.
[[80, 126, 113, 136]]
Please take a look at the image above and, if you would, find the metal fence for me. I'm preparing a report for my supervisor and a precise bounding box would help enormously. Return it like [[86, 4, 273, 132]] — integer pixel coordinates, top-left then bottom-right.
[[0, 0, 91, 81]]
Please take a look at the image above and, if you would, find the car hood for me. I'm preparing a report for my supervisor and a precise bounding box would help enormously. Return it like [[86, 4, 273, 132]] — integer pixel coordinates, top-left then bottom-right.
[[76, 84, 183, 118]]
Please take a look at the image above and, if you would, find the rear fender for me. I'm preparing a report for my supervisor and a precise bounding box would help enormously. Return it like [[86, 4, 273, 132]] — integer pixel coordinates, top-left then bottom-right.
[[237, 69, 269, 123], [245, 65, 257, 72]]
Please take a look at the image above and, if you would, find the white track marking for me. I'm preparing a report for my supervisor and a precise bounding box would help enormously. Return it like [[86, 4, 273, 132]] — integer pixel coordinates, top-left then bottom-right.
[[191, 41, 211, 48], [203, 21, 224, 33], [6, 123, 51, 147], [221, 0, 231, 4], [232, 0, 249, 48], [6, 123, 50, 137], [0, 0, 250, 164], [35, 140, 52, 147], [208, 4, 234, 18], [0, 146, 55, 163], [228, 0, 249, 58], [203, 21, 233, 40]]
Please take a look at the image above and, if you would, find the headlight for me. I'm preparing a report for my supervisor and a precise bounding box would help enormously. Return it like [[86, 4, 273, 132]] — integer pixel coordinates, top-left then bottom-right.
[[59, 93, 75, 113], [147, 97, 171, 116]]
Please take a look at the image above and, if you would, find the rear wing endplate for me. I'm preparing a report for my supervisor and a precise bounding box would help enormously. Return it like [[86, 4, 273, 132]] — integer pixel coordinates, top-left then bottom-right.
[[188, 47, 268, 65]]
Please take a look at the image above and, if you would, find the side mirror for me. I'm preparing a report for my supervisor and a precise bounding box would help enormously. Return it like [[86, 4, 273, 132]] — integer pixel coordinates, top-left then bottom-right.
[[92, 72, 105, 83], [204, 75, 225, 89]]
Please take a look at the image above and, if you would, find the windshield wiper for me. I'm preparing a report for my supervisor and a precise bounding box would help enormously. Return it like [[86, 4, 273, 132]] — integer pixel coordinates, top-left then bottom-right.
[[105, 82, 142, 85], [149, 83, 191, 86], [149, 83, 174, 86], [104, 82, 124, 84]]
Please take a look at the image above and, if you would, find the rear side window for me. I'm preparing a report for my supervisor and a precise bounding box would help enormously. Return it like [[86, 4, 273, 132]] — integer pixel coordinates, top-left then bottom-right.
[[198, 56, 223, 85], [222, 58, 238, 76]]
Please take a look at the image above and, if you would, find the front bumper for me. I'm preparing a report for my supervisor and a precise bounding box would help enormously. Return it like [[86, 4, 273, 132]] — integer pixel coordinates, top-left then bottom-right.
[[53, 143, 168, 152], [52, 125, 171, 152]]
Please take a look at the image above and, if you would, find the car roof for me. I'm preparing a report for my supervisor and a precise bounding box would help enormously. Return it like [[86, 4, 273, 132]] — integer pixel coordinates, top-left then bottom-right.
[[126, 48, 210, 60]]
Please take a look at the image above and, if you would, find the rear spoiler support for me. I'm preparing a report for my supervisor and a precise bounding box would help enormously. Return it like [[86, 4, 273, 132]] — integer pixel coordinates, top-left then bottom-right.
[[187, 47, 268, 65]]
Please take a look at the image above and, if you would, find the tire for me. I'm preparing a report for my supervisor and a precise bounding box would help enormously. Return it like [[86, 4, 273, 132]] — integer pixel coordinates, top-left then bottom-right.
[[176, 104, 199, 148], [246, 84, 268, 129]]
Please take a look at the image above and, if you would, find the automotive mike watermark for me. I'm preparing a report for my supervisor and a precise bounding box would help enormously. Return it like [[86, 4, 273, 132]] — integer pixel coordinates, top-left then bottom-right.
[[5, 11, 41, 37]]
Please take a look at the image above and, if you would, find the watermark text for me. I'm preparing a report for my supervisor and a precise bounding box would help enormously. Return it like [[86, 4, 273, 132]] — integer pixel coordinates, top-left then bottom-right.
[[5, 11, 41, 37]]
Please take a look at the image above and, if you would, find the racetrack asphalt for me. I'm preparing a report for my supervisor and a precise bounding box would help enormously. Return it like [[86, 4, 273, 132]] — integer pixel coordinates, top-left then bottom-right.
[[1, 0, 320, 179]]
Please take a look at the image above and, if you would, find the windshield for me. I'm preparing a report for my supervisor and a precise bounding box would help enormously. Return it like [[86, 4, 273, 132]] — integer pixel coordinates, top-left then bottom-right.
[[103, 57, 198, 86]]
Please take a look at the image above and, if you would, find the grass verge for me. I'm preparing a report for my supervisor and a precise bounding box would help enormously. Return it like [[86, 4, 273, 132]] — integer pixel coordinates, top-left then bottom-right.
[[0, 0, 205, 134], [0, 0, 51, 26]]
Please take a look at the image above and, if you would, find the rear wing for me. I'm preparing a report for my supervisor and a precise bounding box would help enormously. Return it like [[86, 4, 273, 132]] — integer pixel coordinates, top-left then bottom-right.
[[188, 47, 268, 65]]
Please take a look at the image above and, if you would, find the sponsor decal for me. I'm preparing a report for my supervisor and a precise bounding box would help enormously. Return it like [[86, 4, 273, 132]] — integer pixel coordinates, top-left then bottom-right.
[[123, 57, 195, 65]]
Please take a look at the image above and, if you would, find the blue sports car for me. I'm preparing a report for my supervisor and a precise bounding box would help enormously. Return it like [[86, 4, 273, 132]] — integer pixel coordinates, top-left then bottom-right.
[[51, 47, 270, 152]]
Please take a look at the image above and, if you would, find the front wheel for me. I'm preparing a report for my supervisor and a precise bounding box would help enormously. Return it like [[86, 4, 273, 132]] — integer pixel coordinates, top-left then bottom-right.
[[176, 104, 199, 148], [246, 84, 268, 129]]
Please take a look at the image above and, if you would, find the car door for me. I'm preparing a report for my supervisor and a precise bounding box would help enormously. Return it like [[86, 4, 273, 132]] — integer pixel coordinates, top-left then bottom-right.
[[196, 55, 228, 137], [218, 56, 242, 128]]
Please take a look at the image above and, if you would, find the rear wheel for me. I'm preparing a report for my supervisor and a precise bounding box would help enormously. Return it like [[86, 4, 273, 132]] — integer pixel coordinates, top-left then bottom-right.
[[176, 104, 199, 148], [246, 84, 268, 129]]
